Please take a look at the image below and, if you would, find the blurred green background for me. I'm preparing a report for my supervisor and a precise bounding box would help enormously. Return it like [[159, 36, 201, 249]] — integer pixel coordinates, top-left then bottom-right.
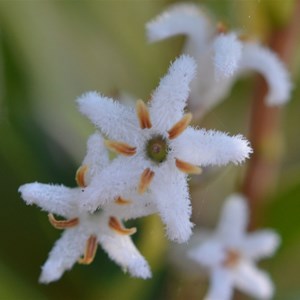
[[0, 1, 299, 299]]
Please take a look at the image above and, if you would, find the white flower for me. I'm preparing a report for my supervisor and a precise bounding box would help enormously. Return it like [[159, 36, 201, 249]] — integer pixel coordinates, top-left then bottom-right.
[[77, 55, 252, 243], [188, 194, 280, 300], [146, 3, 292, 118], [19, 132, 154, 283]]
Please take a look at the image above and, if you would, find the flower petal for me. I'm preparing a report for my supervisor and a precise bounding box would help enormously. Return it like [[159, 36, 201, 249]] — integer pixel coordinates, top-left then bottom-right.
[[173, 127, 252, 167], [233, 260, 274, 299], [80, 157, 147, 212], [81, 132, 110, 184], [99, 230, 151, 279], [146, 3, 212, 49], [19, 183, 79, 218], [151, 167, 193, 243], [238, 43, 292, 105], [241, 230, 280, 260], [204, 268, 234, 300], [39, 228, 87, 283], [216, 194, 249, 247], [77, 92, 141, 144], [149, 55, 197, 132], [213, 33, 242, 79], [188, 239, 225, 268], [107, 193, 157, 220]]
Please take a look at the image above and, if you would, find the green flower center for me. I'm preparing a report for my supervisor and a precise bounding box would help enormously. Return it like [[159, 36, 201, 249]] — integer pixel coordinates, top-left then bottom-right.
[[146, 135, 169, 163]]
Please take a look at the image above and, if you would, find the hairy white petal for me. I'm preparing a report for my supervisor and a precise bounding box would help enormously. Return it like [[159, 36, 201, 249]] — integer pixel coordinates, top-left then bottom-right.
[[146, 3, 212, 51], [39, 228, 87, 283], [82, 132, 109, 184], [216, 194, 249, 247], [151, 166, 193, 243], [213, 33, 242, 79], [205, 268, 233, 300], [174, 127, 252, 167], [149, 55, 196, 132], [19, 183, 79, 218], [188, 239, 225, 268], [238, 43, 292, 105], [99, 231, 151, 279], [77, 91, 141, 144], [233, 260, 274, 299], [80, 157, 147, 212], [106, 193, 157, 220], [242, 230, 280, 260]]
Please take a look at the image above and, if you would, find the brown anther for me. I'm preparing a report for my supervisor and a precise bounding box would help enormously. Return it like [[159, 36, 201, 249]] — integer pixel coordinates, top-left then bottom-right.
[[78, 235, 98, 265], [104, 140, 136, 156], [136, 99, 152, 129], [223, 249, 241, 268], [76, 165, 88, 187], [138, 168, 155, 194], [216, 21, 228, 34], [108, 216, 137, 235], [175, 158, 202, 174], [168, 113, 192, 140], [48, 213, 79, 230], [115, 196, 132, 205]]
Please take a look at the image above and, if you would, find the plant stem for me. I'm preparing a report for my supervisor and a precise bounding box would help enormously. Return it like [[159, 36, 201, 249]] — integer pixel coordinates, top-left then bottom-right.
[[242, 0, 300, 229]]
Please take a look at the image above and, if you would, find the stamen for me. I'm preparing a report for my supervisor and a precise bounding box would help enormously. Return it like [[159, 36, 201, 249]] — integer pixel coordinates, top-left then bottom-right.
[[78, 235, 98, 265], [104, 140, 136, 156], [138, 168, 155, 194], [48, 213, 79, 229], [76, 165, 88, 188], [216, 21, 228, 34], [175, 158, 202, 174], [223, 249, 240, 268], [115, 196, 132, 205], [109, 216, 136, 235], [136, 99, 152, 129], [168, 113, 192, 139]]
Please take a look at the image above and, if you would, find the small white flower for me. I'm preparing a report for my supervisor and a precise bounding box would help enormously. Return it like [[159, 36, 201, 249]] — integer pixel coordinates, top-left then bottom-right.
[[146, 3, 292, 117], [19, 132, 153, 283], [77, 55, 252, 243], [188, 194, 280, 300]]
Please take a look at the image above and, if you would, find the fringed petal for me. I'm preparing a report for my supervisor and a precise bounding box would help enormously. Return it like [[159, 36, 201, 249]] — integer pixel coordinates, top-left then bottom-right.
[[173, 127, 252, 167], [19, 183, 79, 218]]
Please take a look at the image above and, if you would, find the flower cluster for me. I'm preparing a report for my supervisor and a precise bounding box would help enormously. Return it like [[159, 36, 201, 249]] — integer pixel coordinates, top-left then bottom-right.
[[146, 3, 292, 118], [18, 3, 288, 299], [188, 194, 280, 300]]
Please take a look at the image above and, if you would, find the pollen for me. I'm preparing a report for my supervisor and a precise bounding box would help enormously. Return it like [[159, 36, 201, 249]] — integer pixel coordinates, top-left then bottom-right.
[[104, 140, 136, 156], [168, 113, 192, 140], [108, 216, 137, 235], [136, 99, 152, 129], [48, 213, 79, 229], [138, 168, 155, 194], [115, 196, 132, 205], [76, 165, 88, 188], [175, 158, 202, 174], [78, 235, 98, 265]]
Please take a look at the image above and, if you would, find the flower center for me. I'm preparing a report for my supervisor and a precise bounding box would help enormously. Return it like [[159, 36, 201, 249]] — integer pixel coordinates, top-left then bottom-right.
[[223, 249, 241, 268], [146, 135, 169, 163]]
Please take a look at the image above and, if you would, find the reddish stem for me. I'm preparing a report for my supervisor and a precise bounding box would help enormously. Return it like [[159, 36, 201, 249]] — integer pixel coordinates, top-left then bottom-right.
[[242, 0, 300, 229]]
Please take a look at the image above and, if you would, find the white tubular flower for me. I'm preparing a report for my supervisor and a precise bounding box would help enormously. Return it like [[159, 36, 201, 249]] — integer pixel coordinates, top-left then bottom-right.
[[146, 3, 292, 117], [188, 194, 280, 300], [19, 132, 153, 283], [77, 55, 252, 243]]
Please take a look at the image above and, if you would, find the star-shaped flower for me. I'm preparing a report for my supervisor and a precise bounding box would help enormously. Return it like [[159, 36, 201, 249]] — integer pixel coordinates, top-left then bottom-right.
[[146, 3, 292, 118], [77, 55, 252, 243], [19, 132, 154, 283], [188, 194, 280, 300]]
